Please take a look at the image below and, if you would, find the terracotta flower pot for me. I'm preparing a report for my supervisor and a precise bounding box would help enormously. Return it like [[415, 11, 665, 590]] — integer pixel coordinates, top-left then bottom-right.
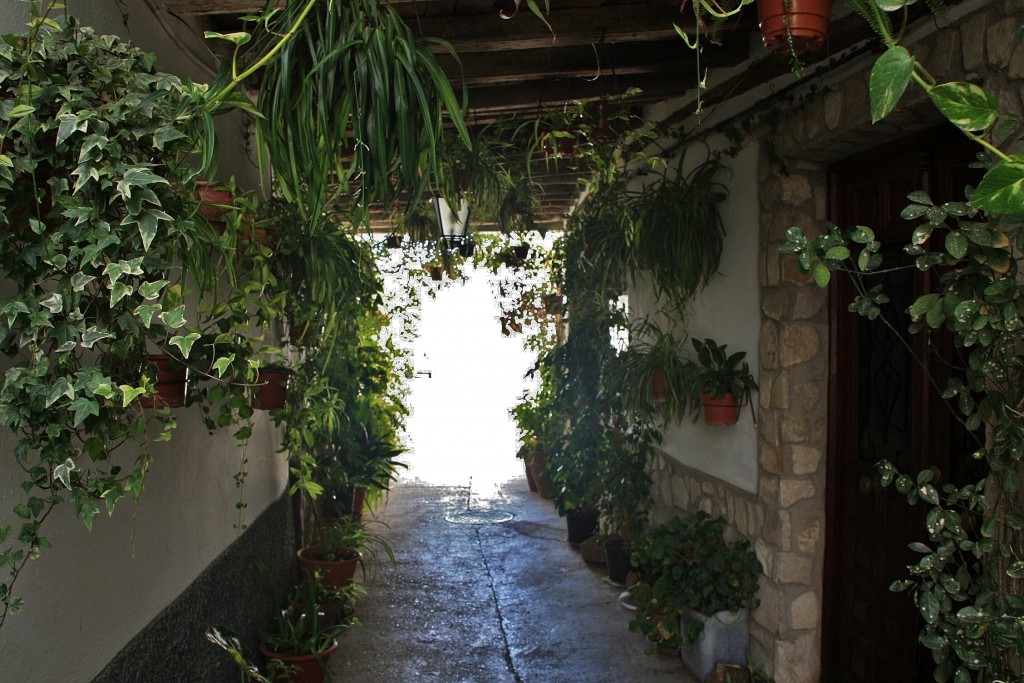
[[756, 0, 833, 56], [701, 392, 739, 426], [253, 368, 288, 410], [651, 369, 667, 406], [195, 181, 234, 228], [527, 451, 555, 499], [139, 354, 186, 408], [297, 546, 360, 588], [259, 639, 338, 683]]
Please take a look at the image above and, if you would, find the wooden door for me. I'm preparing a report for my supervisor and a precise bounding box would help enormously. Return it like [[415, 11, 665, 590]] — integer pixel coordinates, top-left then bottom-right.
[[821, 130, 982, 681]]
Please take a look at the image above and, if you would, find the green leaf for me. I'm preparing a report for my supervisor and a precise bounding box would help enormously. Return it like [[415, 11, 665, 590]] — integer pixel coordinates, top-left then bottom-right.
[[212, 355, 235, 378], [138, 280, 169, 300], [45, 377, 73, 408], [120, 385, 146, 407], [203, 30, 252, 46], [1007, 561, 1024, 579], [8, 104, 35, 119], [945, 232, 968, 260], [134, 304, 161, 328], [170, 333, 202, 358], [110, 282, 133, 307], [52, 458, 75, 489], [812, 262, 831, 288], [159, 305, 186, 329], [68, 397, 99, 427], [81, 327, 113, 349], [870, 47, 915, 123], [927, 82, 999, 132], [971, 155, 1024, 215]]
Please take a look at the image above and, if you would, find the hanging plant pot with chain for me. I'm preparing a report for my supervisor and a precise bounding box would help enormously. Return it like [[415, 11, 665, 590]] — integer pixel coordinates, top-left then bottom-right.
[[756, 0, 833, 56]]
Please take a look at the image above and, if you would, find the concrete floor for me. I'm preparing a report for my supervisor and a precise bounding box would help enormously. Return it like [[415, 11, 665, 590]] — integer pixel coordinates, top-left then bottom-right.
[[328, 476, 697, 683]]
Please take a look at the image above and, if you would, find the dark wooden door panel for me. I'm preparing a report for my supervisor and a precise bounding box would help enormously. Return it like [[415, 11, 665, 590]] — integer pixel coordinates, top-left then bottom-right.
[[822, 130, 982, 682]]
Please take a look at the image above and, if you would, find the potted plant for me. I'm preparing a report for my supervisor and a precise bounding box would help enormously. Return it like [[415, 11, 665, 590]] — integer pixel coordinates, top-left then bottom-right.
[[259, 581, 355, 683], [685, 338, 759, 426], [608, 319, 699, 425], [628, 512, 762, 676], [756, 0, 834, 56], [297, 517, 394, 589], [631, 157, 729, 315]]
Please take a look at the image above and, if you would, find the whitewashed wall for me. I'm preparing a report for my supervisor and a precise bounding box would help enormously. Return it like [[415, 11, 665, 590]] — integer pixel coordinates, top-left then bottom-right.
[[0, 2, 288, 680], [628, 139, 761, 493]]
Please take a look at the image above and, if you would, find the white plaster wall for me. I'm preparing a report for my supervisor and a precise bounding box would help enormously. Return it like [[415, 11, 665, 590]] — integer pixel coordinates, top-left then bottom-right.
[[629, 140, 761, 493], [0, 2, 288, 680]]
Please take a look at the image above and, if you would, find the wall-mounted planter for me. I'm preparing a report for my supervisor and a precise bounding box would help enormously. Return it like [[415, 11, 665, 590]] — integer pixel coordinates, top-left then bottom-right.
[[651, 369, 668, 406], [194, 181, 234, 228], [700, 392, 739, 426], [756, 0, 833, 56], [139, 354, 186, 408], [253, 367, 289, 410]]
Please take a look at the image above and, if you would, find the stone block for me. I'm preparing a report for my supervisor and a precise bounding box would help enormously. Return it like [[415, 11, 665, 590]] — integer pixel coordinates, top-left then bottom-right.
[[781, 414, 810, 442], [791, 445, 821, 475], [761, 320, 780, 371], [796, 520, 822, 554], [781, 326, 820, 367], [770, 372, 789, 411], [754, 576, 783, 632], [773, 551, 814, 585], [779, 174, 813, 205], [960, 12, 988, 73], [775, 631, 819, 683], [761, 448, 786, 476], [779, 479, 816, 508], [987, 17, 1019, 69], [920, 25, 961, 79], [824, 89, 843, 130], [759, 474, 779, 508], [794, 381, 821, 413], [762, 289, 790, 321], [782, 254, 815, 286], [790, 591, 820, 630], [792, 288, 825, 320], [762, 509, 791, 550]]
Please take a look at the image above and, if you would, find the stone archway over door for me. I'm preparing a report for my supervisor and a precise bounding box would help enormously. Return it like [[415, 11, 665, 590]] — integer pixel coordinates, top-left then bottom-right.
[[822, 130, 982, 682]]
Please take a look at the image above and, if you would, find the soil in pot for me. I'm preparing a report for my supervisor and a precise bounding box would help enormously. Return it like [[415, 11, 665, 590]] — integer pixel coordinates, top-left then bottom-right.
[[297, 547, 360, 588]]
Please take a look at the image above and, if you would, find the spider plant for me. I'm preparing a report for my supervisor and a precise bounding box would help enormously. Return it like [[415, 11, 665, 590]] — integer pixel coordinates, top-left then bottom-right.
[[250, 0, 470, 230], [632, 156, 729, 314]]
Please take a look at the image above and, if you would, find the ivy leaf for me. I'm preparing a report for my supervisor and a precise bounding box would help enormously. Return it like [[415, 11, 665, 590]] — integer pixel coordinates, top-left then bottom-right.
[[119, 385, 146, 407], [134, 304, 161, 328], [870, 47, 915, 123], [52, 458, 75, 488], [45, 377, 74, 408], [159, 305, 186, 329], [81, 327, 113, 349], [971, 155, 1024, 215], [116, 166, 169, 199], [170, 332, 202, 358], [68, 397, 99, 426], [40, 292, 62, 314], [138, 279, 169, 300], [1007, 561, 1024, 579], [927, 82, 999, 132], [212, 354, 235, 378], [70, 271, 95, 292], [110, 281, 133, 307]]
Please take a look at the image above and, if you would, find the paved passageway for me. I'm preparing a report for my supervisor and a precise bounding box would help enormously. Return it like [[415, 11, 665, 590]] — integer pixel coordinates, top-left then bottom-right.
[[331, 478, 696, 682]]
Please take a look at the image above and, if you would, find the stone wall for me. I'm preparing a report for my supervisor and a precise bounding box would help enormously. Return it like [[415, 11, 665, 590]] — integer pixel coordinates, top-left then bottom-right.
[[648, 1, 1022, 681]]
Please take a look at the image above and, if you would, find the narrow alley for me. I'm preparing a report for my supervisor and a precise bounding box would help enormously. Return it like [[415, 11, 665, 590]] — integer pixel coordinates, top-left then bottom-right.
[[331, 477, 695, 682]]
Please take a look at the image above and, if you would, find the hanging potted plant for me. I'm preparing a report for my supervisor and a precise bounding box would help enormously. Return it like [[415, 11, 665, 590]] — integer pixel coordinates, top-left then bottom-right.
[[685, 338, 759, 426], [756, 0, 834, 56]]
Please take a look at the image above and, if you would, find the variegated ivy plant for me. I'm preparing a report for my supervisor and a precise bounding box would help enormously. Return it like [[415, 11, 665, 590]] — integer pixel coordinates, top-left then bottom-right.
[[0, 5, 273, 627]]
